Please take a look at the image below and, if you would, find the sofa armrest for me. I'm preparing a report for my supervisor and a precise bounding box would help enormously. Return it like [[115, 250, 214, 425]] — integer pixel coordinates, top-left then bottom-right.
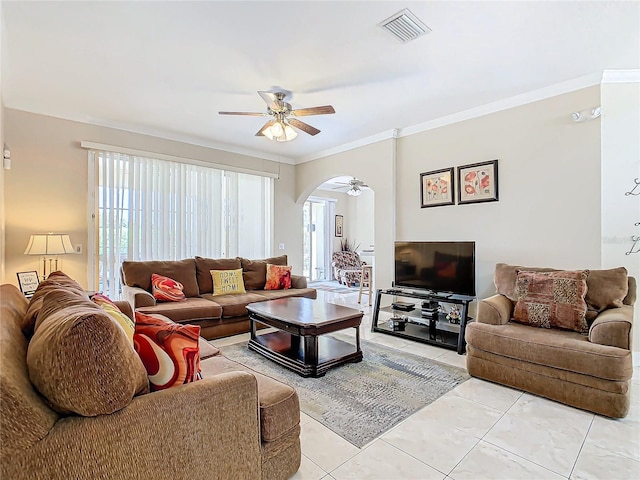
[[476, 294, 513, 325], [589, 305, 634, 350], [122, 284, 156, 309], [291, 274, 308, 289], [31, 372, 261, 479], [113, 300, 134, 320]]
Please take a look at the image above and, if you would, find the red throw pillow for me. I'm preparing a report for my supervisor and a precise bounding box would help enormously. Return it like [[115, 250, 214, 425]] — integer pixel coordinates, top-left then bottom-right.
[[151, 273, 186, 302], [133, 312, 202, 391], [265, 264, 292, 290], [513, 270, 589, 333]]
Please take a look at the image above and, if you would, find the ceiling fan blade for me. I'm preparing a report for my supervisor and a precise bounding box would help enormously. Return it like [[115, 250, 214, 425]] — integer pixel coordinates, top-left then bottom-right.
[[288, 118, 320, 136], [258, 91, 280, 111], [290, 105, 335, 116], [219, 111, 268, 116], [255, 120, 276, 136]]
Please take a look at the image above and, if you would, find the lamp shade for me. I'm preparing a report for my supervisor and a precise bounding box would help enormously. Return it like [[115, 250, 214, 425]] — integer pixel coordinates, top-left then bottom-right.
[[24, 233, 74, 255]]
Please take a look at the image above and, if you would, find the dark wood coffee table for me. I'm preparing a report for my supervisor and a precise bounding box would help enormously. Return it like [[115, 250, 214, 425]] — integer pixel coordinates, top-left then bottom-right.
[[247, 297, 363, 377]]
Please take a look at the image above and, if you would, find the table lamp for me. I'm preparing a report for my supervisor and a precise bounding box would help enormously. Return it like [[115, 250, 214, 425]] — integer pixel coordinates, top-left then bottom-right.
[[24, 233, 75, 279]]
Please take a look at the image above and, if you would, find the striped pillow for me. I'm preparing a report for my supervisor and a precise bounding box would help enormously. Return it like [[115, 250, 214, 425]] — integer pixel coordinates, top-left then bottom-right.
[[133, 312, 202, 391], [151, 273, 186, 302]]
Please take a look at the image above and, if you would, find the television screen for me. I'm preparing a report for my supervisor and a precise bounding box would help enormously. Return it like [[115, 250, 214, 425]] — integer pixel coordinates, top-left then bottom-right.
[[394, 241, 475, 296]]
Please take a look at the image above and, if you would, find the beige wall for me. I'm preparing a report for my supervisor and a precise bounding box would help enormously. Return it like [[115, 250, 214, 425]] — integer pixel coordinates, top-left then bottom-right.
[[2, 109, 301, 288], [296, 139, 395, 289], [298, 87, 603, 309], [397, 86, 602, 303]]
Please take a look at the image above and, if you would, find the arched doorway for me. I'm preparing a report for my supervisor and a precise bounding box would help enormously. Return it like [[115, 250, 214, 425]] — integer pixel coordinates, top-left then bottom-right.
[[302, 176, 374, 283]]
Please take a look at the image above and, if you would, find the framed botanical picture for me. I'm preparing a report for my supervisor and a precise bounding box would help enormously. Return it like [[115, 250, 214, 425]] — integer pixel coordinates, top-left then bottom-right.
[[458, 159, 499, 205], [420, 167, 454, 208], [335, 214, 343, 237], [17, 271, 40, 297]]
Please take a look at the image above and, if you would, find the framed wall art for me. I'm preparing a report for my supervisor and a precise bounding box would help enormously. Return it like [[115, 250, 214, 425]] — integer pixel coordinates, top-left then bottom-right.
[[420, 167, 454, 208], [17, 270, 40, 297], [458, 159, 499, 205], [335, 214, 343, 237]]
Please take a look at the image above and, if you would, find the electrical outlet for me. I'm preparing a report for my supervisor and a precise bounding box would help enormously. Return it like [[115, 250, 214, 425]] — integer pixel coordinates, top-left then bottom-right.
[[278, 243, 285, 250], [74, 244, 83, 254]]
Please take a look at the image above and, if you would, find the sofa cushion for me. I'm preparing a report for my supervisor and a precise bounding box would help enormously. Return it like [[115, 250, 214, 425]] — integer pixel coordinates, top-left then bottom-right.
[[211, 269, 246, 295], [200, 292, 269, 318], [23, 271, 87, 336], [465, 321, 632, 382], [27, 289, 149, 416], [513, 270, 589, 333], [265, 264, 292, 290], [151, 273, 186, 302], [134, 312, 202, 391], [255, 288, 318, 301], [121, 259, 200, 298], [136, 297, 223, 323], [200, 354, 300, 442], [241, 255, 287, 290], [195, 256, 242, 294], [91, 293, 135, 343]]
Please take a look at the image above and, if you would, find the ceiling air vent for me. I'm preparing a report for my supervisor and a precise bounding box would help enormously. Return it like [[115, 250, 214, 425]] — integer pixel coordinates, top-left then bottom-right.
[[378, 8, 431, 43]]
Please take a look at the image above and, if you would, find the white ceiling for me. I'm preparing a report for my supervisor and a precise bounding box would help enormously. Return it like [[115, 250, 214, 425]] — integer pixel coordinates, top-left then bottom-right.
[[2, 1, 639, 164]]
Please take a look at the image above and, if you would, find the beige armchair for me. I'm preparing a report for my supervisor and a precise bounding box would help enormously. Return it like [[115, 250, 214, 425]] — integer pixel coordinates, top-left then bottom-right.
[[465, 264, 635, 418]]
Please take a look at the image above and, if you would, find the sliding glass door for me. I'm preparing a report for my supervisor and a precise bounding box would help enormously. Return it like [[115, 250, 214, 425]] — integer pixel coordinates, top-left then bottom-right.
[[303, 197, 334, 282]]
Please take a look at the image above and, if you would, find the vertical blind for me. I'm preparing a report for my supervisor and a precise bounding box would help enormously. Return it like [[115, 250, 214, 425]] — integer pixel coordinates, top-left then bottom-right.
[[93, 150, 273, 298]]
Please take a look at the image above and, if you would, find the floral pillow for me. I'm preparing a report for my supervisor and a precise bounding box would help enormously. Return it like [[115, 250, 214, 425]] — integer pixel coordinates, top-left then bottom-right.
[[91, 293, 135, 343], [513, 270, 589, 333], [133, 312, 202, 391], [151, 273, 186, 302], [265, 264, 292, 290]]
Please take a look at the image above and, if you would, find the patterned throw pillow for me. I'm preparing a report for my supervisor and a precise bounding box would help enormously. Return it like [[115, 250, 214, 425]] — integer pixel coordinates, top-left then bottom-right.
[[513, 270, 589, 333], [133, 312, 202, 391], [151, 273, 186, 302], [91, 293, 135, 343], [265, 264, 292, 290], [210, 269, 247, 295]]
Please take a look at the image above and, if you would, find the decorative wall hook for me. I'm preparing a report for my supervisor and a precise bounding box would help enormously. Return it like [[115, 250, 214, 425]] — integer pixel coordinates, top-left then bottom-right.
[[625, 178, 640, 196], [626, 236, 640, 255]]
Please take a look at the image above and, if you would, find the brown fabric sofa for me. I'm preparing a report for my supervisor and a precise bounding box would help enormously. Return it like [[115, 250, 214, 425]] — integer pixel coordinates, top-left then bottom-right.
[[121, 255, 317, 339], [1, 281, 301, 479], [466, 264, 635, 418]]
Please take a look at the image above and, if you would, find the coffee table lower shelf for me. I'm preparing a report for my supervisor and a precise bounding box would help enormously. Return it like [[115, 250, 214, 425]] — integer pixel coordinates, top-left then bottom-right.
[[248, 331, 362, 378]]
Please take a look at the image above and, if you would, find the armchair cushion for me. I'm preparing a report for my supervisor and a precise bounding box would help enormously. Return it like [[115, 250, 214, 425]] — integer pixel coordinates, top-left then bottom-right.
[[513, 270, 589, 333]]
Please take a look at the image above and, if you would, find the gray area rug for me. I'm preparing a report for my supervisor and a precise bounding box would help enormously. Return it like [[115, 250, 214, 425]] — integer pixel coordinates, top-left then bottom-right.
[[220, 337, 469, 447]]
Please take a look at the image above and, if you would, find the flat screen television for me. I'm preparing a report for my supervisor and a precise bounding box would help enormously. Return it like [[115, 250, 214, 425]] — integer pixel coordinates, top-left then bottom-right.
[[394, 241, 476, 296]]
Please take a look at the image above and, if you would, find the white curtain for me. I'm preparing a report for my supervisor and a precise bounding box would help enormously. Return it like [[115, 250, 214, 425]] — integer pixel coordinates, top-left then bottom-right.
[[94, 150, 273, 298]]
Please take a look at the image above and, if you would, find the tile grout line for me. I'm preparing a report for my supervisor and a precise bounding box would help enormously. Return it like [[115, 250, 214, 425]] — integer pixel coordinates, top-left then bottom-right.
[[568, 415, 594, 479]]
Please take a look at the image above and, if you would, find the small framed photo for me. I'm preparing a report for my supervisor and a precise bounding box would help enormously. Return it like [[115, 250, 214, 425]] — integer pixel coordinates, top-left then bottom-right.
[[420, 167, 454, 208], [458, 159, 499, 205], [17, 271, 40, 297], [335, 215, 343, 237]]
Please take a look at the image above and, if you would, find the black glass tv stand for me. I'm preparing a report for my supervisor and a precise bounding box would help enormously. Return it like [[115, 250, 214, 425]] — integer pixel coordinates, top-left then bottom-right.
[[371, 288, 475, 354]]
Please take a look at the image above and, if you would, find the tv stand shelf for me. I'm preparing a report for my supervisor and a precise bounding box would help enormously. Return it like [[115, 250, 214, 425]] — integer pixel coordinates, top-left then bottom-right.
[[371, 288, 475, 354]]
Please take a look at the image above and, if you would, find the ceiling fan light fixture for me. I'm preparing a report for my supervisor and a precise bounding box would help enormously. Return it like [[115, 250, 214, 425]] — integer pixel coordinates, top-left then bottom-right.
[[271, 121, 284, 137], [347, 185, 362, 196]]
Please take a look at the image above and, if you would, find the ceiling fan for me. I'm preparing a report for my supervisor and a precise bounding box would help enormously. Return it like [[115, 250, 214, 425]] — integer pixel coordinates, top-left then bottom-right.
[[332, 177, 368, 196], [219, 91, 335, 142]]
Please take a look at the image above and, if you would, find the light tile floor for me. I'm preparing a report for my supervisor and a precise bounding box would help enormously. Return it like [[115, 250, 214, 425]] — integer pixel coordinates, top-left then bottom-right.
[[214, 287, 640, 480]]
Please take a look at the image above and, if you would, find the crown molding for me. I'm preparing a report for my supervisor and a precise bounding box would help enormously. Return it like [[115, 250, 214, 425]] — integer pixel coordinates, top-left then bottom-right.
[[296, 130, 397, 164], [399, 73, 603, 138], [602, 69, 640, 83]]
